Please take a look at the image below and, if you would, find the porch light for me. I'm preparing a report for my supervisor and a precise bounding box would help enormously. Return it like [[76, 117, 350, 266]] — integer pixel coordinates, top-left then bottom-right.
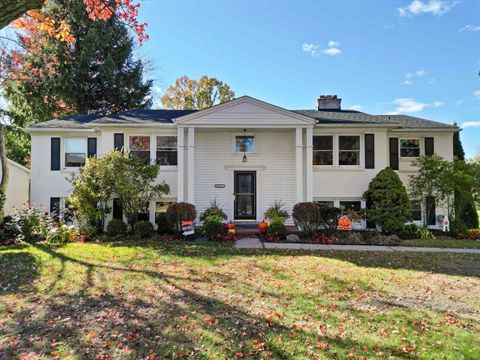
[[242, 128, 248, 163]]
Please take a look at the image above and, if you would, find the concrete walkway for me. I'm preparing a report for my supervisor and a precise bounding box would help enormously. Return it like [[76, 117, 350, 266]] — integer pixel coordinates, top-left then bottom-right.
[[235, 238, 480, 254]]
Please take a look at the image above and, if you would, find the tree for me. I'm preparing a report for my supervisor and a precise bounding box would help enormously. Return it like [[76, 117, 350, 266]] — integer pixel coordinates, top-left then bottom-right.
[[409, 155, 480, 227], [3, 0, 152, 125], [363, 167, 411, 234], [69, 151, 170, 231], [0, 0, 148, 215], [69, 154, 116, 230], [0, 0, 148, 43], [451, 126, 478, 228], [110, 153, 169, 228], [453, 122, 465, 161], [161, 75, 235, 110]]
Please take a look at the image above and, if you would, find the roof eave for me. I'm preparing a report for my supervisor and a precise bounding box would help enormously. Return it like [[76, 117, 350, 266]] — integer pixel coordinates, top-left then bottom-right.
[[25, 127, 100, 133]]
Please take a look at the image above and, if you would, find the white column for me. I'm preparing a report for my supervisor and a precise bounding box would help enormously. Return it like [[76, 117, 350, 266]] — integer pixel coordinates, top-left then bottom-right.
[[177, 127, 185, 202], [305, 127, 313, 201], [187, 127, 195, 204], [295, 127, 304, 203]]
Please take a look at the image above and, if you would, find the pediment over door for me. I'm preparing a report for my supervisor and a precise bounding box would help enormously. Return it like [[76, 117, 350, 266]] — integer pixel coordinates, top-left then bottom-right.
[[174, 96, 315, 128]]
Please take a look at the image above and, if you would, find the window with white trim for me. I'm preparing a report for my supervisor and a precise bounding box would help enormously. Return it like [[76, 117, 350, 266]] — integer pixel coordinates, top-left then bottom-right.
[[400, 139, 420, 158], [411, 201, 422, 221], [339, 136, 360, 165], [156, 136, 177, 166], [129, 135, 150, 163], [65, 138, 87, 167], [313, 136, 333, 165], [235, 135, 255, 153]]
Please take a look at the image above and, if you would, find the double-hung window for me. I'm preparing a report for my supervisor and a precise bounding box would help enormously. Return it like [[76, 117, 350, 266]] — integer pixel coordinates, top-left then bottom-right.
[[400, 139, 420, 158], [313, 136, 333, 165], [339, 136, 360, 165], [156, 136, 177, 166], [65, 138, 87, 167], [411, 201, 422, 221], [129, 135, 150, 163]]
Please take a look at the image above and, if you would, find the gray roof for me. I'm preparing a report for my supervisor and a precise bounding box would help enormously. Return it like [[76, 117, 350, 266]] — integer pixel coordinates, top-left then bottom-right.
[[29, 107, 456, 130], [293, 110, 456, 129]]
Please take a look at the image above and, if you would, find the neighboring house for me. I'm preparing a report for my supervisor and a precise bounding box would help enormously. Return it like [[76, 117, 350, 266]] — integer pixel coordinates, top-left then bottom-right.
[[26, 95, 457, 229], [1, 159, 30, 214]]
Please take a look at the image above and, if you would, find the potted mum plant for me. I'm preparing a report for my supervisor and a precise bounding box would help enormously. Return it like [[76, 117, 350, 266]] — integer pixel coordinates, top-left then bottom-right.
[[264, 200, 289, 224]]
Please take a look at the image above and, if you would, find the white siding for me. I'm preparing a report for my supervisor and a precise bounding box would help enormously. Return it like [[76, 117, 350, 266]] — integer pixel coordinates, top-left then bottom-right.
[[3, 160, 30, 214], [194, 129, 297, 223]]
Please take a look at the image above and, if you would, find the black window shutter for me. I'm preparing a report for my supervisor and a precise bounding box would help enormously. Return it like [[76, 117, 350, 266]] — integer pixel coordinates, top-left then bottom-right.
[[114, 133, 124, 152], [113, 198, 123, 220], [426, 196, 436, 225], [365, 134, 375, 169], [425, 137, 434, 156], [389, 137, 399, 170], [51, 137, 61, 171], [50, 197, 60, 218], [87, 138, 97, 158]]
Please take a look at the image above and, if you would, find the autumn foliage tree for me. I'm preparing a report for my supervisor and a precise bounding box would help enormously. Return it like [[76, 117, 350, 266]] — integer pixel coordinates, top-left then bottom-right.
[[161, 75, 235, 110], [3, 0, 152, 125]]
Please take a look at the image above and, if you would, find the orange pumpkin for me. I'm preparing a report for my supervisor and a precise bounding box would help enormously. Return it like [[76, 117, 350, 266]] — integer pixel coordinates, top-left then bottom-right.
[[337, 216, 352, 230], [258, 220, 268, 232], [227, 222, 236, 230]]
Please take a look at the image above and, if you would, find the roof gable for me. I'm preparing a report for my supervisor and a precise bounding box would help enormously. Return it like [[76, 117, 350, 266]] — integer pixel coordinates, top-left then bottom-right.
[[174, 96, 315, 127]]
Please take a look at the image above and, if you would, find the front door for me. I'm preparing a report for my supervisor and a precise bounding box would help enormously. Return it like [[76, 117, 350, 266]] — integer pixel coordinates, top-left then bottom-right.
[[234, 171, 256, 220]]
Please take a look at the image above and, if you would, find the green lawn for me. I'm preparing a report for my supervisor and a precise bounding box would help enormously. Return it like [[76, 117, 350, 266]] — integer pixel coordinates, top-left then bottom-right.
[[1, 241, 479, 359], [401, 237, 480, 249]]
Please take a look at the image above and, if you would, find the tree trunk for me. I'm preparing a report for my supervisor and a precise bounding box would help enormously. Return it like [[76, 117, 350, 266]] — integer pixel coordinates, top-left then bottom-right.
[[0, 124, 9, 221], [0, 0, 44, 29]]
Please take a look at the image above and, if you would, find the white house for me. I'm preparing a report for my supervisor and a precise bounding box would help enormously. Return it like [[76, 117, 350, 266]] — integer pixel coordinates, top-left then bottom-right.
[[26, 95, 457, 229], [2, 159, 30, 214]]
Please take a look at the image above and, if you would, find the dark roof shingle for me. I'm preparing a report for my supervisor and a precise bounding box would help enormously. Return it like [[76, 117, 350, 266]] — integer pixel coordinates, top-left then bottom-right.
[[29, 107, 456, 130]]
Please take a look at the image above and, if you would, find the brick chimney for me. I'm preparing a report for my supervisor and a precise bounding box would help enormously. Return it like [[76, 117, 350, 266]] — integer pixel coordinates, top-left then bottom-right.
[[317, 95, 341, 111]]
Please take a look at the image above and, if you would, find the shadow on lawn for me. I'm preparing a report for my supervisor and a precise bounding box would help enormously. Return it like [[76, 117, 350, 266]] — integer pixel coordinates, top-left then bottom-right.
[[111, 240, 480, 277], [0, 252, 39, 295], [1, 245, 413, 359]]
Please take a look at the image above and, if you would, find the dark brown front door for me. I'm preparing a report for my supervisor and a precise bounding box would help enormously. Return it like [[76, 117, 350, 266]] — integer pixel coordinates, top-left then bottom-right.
[[234, 171, 256, 220]]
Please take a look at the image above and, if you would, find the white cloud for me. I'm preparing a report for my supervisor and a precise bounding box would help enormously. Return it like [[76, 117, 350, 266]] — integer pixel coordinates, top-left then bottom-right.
[[398, 0, 458, 17], [473, 90, 480, 98], [302, 43, 320, 55], [459, 25, 480, 33], [461, 122, 480, 128], [302, 40, 341, 57], [402, 69, 425, 85], [349, 105, 364, 111], [416, 69, 425, 77], [322, 47, 342, 56], [390, 97, 443, 114], [328, 40, 340, 48]]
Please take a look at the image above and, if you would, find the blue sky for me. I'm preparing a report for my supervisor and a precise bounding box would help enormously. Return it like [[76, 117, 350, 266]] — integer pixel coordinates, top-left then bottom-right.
[[137, 0, 480, 159]]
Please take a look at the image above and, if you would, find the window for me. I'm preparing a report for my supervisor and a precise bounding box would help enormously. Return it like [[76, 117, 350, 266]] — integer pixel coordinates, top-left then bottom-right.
[[315, 200, 335, 207], [137, 202, 150, 222], [313, 136, 333, 165], [156, 136, 177, 166], [400, 139, 420, 157], [340, 201, 361, 215], [235, 135, 255, 153], [65, 138, 87, 167], [411, 201, 422, 221], [129, 136, 150, 163], [339, 136, 360, 165], [155, 200, 176, 224]]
